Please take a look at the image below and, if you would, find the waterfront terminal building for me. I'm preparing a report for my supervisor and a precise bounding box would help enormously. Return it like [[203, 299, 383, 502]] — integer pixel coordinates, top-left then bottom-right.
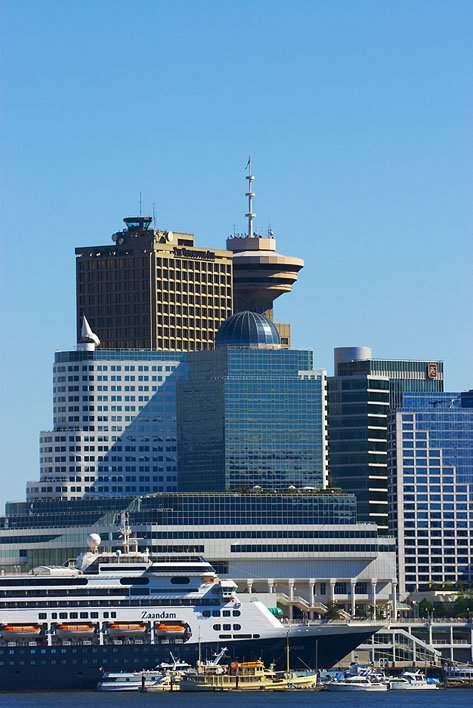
[[0, 490, 397, 621]]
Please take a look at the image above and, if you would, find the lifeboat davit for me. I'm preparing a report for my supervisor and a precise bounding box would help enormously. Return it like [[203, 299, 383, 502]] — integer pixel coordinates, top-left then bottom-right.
[[155, 623, 186, 637], [56, 624, 96, 638], [1, 625, 42, 640], [107, 622, 147, 637]]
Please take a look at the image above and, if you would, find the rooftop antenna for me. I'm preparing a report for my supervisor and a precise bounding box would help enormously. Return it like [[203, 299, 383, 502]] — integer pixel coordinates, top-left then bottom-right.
[[153, 202, 158, 231], [245, 156, 255, 237]]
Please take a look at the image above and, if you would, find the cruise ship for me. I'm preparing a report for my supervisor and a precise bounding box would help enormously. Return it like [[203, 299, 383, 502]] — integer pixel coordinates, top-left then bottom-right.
[[0, 526, 381, 691]]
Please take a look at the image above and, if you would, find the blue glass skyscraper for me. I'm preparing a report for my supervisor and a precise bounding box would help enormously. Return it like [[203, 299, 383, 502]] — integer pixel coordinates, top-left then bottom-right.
[[177, 312, 327, 491], [389, 391, 473, 594]]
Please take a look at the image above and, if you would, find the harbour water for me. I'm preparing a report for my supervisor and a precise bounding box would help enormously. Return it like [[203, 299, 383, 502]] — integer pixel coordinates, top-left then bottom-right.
[[0, 690, 467, 708]]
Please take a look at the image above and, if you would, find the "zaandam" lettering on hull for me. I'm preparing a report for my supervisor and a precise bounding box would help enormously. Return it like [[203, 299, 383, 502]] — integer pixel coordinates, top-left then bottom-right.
[[141, 611, 177, 620]]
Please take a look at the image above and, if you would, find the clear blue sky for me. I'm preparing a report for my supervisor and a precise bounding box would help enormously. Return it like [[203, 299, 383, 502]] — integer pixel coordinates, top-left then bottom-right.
[[1, 0, 472, 509]]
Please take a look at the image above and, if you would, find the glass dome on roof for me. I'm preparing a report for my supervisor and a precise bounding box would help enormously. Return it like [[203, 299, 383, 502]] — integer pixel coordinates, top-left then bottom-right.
[[215, 311, 281, 349]]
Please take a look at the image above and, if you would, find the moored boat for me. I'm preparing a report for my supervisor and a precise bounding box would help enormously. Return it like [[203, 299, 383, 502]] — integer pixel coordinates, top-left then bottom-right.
[[180, 659, 318, 692], [97, 669, 164, 691], [326, 674, 387, 691], [389, 669, 438, 690]]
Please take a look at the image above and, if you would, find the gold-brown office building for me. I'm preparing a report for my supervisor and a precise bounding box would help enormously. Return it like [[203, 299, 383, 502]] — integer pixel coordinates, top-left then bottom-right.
[[76, 217, 233, 350]]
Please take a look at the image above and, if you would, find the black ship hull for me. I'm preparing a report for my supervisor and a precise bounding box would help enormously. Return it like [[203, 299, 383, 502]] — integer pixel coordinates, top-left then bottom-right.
[[0, 629, 374, 691]]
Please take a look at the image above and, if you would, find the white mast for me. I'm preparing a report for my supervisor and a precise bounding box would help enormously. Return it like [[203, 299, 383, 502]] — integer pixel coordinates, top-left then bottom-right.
[[245, 156, 255, 237]]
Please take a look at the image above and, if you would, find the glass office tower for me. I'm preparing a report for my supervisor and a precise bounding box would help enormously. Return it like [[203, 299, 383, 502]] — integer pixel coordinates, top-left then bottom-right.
[[390, 391, 473, 594], [177, 312, 327, 491], [328, 347, 444, 530], [327, 375, 390, 529]]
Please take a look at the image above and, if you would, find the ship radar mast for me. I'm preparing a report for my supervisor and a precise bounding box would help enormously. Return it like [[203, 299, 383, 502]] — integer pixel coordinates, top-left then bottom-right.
[[118, 512, 141, 554], [245, 156, 256, 238]]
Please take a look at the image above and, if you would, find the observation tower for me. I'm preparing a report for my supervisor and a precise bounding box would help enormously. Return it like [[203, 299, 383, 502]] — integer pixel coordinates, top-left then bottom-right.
[[226, 160, 304, 346]]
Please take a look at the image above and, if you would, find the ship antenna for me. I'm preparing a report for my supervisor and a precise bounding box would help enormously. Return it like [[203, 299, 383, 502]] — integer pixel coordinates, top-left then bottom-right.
[[245, 156, 255, 238], [118, 511, 132, 554], [139, 191, 142, 217]]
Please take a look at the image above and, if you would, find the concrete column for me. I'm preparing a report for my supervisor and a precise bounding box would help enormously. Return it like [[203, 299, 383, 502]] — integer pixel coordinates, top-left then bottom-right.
[[246, 579, 253, 594], [450, 625, 454, 661], [428, 623, 433, 647], [391, 579, 398, 621], [288, 580, 295, 621], [329, 578, 336, 603], [309, 579, 316, 620], [371, 579, 378, 621], [268, 578, 275, 593], [350, 580, 357, 618]]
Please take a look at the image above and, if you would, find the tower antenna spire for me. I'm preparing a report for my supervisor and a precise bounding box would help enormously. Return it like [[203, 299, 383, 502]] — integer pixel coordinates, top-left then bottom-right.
[[152, 202, 157, 231], [245, 156, 255, 238]]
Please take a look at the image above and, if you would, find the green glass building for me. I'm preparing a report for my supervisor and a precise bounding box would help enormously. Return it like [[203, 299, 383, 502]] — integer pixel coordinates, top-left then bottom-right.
[[177, 312, 327, 492]]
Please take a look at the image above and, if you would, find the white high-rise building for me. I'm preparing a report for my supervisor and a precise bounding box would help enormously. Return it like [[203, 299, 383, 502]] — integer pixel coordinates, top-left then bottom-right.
[[26, 320, 188, 501]]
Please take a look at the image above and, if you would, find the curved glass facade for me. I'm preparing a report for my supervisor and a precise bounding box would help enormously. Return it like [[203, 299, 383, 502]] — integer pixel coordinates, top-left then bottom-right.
[[177, 349, 326, 491]]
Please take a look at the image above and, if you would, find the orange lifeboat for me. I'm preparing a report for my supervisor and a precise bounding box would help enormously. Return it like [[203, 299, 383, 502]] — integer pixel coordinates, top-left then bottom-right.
[[107, 622, 147, 637], [1, 625, 42, 640], [155, 623, 186, 637], [56, 624, 96, 638]]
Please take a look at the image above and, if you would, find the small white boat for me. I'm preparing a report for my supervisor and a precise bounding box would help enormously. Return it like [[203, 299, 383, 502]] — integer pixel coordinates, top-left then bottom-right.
[[326, 674, 388, 691], [97, 669, 164, 691], [389, 670, 438, 690]]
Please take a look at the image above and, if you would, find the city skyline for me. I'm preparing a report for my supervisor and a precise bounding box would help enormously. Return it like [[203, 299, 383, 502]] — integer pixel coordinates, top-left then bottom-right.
[[1, 1, 472, 508]]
